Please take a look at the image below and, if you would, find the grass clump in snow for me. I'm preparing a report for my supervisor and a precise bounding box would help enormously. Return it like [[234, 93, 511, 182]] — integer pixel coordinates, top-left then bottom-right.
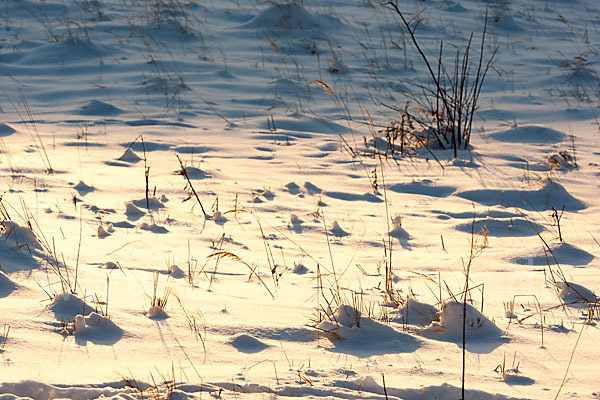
[[0, 323, 9, 351], [147, 272, 172, 319], [120, 364, 184, 400], [378, 2, 498, 158]]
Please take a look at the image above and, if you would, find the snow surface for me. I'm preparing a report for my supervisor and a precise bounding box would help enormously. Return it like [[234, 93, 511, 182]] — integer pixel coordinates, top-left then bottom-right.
[[1, 0, 600, 399]]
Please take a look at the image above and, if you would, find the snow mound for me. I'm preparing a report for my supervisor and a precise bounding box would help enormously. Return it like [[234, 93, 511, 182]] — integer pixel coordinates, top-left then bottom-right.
[[73, 180, 94, 196], [304, 181, 322, 195], [97, 225, 111, 238], [503, 373, 536, 386], [124, 202, 145, 220], [389, 215, 410, 241], [147, 305, 169, 320], [140, 222, 169, 234], [228, 333, 269, 353], [240, 4, 346, 38], [261, 113, 347, 135], [324, 191, 383, 203], [316, 304, 362, 337], [292, 262, 308, 274], [0, 237, 42, 273], [487, 125, 566, 144], [335, 379, 527, 400], [457, 180, 586, 211], [132, 197, 165, 210], [490, 8, 523, 32], [330, 221, 349, 238], [99, 261, 119, 270], [19, 40, 109, 64], [421, 301, 503, 342], [77, 99, 124, 116], [455, 217, 543, 237], [555, 281, 597, 304], [547, 151, 577, 170], [0, 271, 17, 298], [289, 213, 302, 225], [0, 380, 121, 400], [212, 211, 227, 224], [73, 312, 123, 345], [168, 264, 186, 278], [117, 148, 142, 164], [317, 305, 421, 356], [1, 221, 44, 252], [285, 182, 301, 195], [512, 242, 594, 266], [47, 293, 94, 321], [178, 166, 210, 179], [112, 221, 135, 228], [388, 179, 456, 198], [0, 123, 16, 137], [389, 298, 438, 327]]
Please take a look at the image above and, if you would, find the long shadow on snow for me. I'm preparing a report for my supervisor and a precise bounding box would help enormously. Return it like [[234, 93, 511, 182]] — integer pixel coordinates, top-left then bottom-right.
[[456, 181, 586, 212], [323, 191, 383, 203], [0, 271, 17, 298], [209, 326, 316, 343], [324, 319, 421, 357], [0, 241, 44, 273], [455, 218, 544, 237]]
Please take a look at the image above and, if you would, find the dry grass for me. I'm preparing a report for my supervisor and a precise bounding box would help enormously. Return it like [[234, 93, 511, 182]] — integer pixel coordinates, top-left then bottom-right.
[[0, 323, 9, 351], [383, 2, 498, 158], [121, 364, 182, 400], [173, 293, 206, 351], [149, 272, 172, 312]]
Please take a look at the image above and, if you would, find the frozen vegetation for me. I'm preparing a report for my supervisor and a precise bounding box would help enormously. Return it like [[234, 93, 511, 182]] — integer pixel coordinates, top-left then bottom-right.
[[0, 0, 600, 399]]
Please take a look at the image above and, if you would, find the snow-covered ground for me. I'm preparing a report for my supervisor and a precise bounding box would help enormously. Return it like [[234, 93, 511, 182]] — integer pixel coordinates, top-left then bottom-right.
[[1, 0, 599, 399]]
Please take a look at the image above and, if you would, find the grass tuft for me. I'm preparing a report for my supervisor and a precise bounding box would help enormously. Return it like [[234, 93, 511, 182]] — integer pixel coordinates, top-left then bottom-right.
[[0, 323, 9, 351], [383, 2, 498, 158]]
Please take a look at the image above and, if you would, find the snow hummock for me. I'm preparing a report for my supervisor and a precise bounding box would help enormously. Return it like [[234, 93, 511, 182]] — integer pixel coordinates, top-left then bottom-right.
[[78, 99, 124, 116], [389, 215, 410, 241], [168, 264, 186, 278], [455, 217, 544, 237], [72, 312, 123, 345], [147, 305, 169, 320], [292, 262, 308, 274], [421, 301, 503, 343], [0, 270, 17, 298], [457, 180, 586, 212], [555, 281, 597, 304], [317, 305, 421, 356], [1, 221, 44, 252], [227, 333, 270, 353], [212, 211, 227, 224], [73, 180, 94, 196], [240, 3, 346, 37], [132, 197, 165, 210], [97, 224, 111, 238], [179, 166, 210, 179], [330, 221, 349, 238], [0, 123, 17, 137], [486, 125, 565, 144], [124, 202, 145, 220], [117, 148, 142, 164], [389, 297, 438, 327], [512, 242, 594, 266], [0, 381, 121, 400], [388, 179, 456, 198], [47, 293, 94, 321], [289, 213, 302, 225], [139, 222, 169, 234], [99, 261, 119, 270]]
